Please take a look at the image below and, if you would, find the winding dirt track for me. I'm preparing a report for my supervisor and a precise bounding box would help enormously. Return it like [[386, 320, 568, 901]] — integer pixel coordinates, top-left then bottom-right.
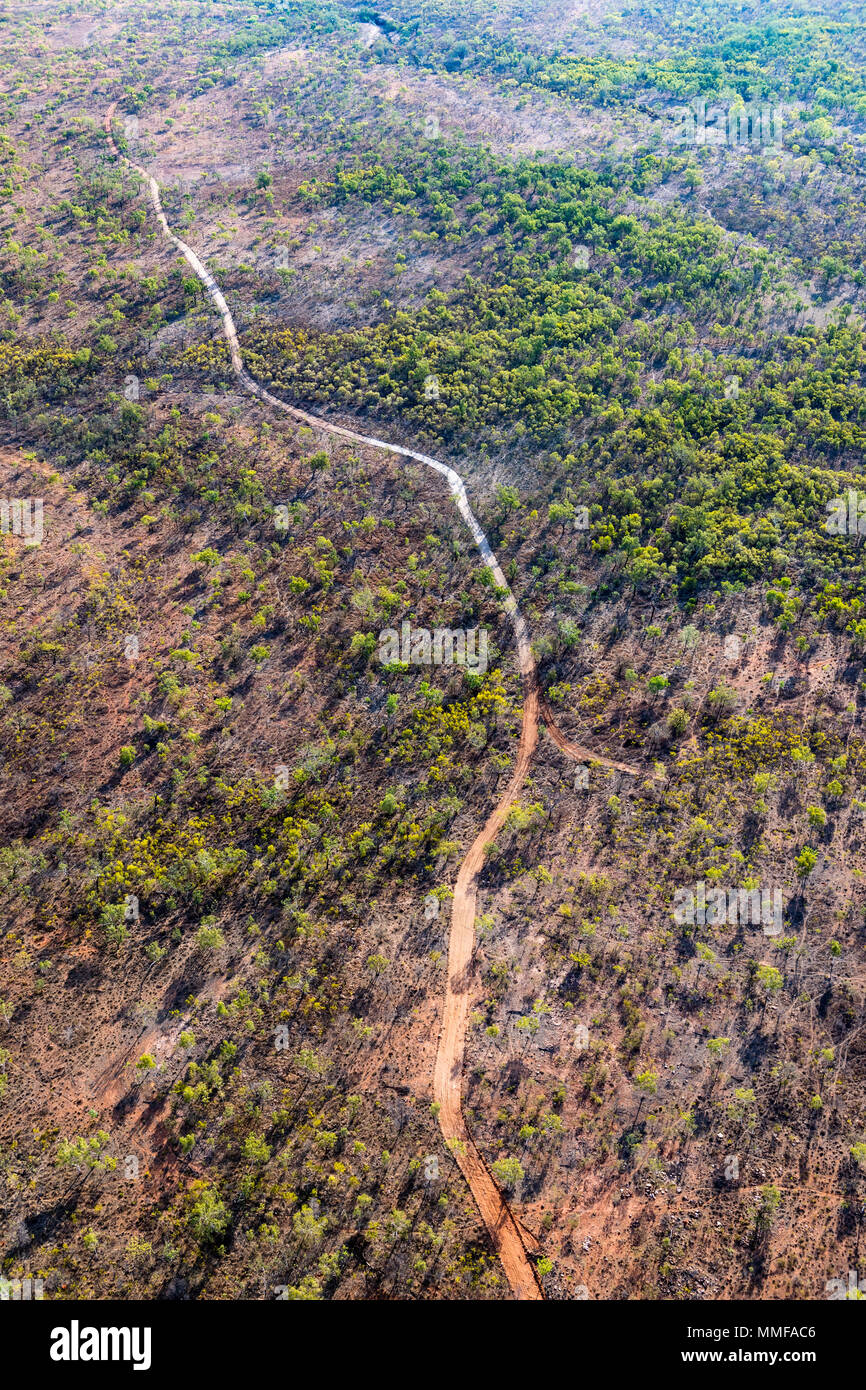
[[104, 105, 638, 1299], [539, 701, 638, 773]]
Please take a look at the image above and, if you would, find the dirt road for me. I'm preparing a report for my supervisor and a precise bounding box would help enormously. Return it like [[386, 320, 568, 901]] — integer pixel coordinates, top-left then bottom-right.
[[540, 699, 639, 774], [104, 103, 637, 1298], [432, 678, 544, 1298]]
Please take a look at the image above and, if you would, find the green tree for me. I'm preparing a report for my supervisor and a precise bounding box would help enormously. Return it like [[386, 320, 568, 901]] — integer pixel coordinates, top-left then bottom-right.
[[491, 1155, 524, 1189], [187, 1182, 229, 1244], [795, 846, 818, 879]]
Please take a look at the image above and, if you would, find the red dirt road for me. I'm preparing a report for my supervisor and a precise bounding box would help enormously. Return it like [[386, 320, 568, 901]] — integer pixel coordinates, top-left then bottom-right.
[[432, 684, 638, 1299], [540, 700, 640, 774], [104, 103, 639, 1299], [433, 682, 544, 1300]]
